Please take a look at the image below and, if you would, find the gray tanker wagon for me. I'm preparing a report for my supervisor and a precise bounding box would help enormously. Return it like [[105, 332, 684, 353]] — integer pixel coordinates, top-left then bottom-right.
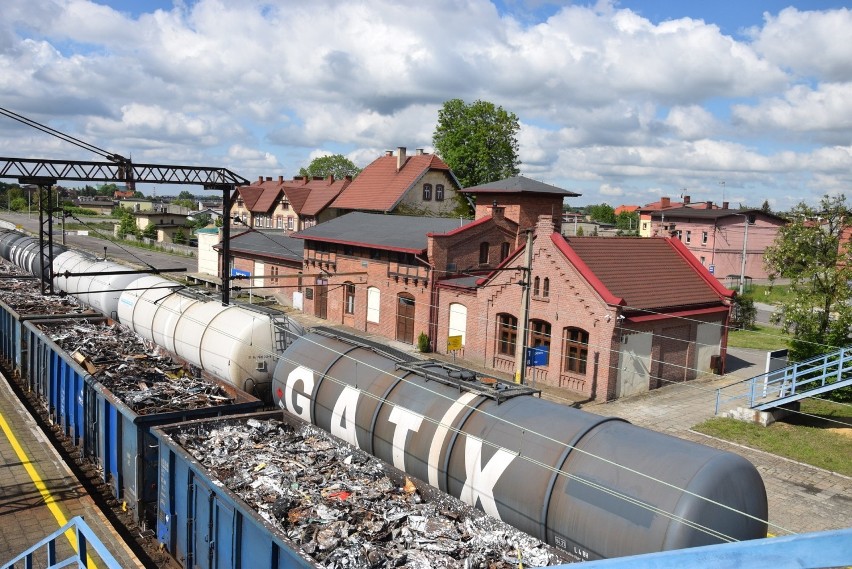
[[272, 329, 769, 561]]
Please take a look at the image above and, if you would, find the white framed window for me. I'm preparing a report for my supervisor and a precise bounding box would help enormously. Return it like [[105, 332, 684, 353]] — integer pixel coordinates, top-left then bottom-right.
[[686, 230, 692, 244], [702, 231, 708, 244], [367, 286, 380, 323]]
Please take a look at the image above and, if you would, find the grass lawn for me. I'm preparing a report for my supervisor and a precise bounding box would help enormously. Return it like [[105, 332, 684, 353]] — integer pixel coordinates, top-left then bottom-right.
[[746, 284, 794, 305], [727, 324, 791, 351], [693, 398, 852, 476]]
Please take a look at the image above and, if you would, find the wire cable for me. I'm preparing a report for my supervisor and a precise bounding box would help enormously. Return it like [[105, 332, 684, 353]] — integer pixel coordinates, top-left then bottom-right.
[[0, 253, 790, 542]]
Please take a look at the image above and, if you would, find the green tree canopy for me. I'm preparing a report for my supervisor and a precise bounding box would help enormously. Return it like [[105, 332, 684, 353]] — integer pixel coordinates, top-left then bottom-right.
[[764, 194, 852, 366], [177, 190, 196, 201], [298, 154, 361, 180], [586, 203, 616, 224], [616, 210, 639, 233], [432, 99, 521, 191]]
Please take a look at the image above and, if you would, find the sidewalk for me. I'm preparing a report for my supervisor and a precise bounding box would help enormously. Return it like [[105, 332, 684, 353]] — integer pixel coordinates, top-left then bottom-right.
[[280, 308, 852, 537], [0, 373, 143, 567]]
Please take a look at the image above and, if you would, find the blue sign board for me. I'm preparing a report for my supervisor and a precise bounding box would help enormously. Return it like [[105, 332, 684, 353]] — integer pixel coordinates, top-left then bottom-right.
[[525, 346, 549, 367], [708, 264, 715, 274], [231, 268, 251, 278]]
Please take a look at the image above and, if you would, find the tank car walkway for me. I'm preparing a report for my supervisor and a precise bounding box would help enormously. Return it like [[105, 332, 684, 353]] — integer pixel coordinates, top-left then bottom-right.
[[0, 372, 142, 568]]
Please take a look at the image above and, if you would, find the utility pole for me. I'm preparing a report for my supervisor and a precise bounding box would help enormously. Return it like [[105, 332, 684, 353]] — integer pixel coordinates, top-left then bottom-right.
[[739, 214, 749, 295], [514, 229, 534, 384]]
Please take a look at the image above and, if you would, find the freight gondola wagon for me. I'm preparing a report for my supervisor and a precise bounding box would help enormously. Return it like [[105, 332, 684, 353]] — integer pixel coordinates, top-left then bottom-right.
[[23, 317, 265, 528]]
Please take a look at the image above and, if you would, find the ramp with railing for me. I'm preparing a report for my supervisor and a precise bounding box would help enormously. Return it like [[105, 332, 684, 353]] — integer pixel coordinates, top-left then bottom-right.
[[2, 516, 122, 569], [716, 347, 852, 414]]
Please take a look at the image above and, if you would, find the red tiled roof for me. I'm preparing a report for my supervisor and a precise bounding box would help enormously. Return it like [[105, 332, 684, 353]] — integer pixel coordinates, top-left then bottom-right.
[[554, 235, 731, 311], [614, 205, 639, 215], [331, 153, 451, 212], [252, 187, 284, 212], [300, 186, 345, 216], [236, 176, 351, 217], [236, 186, 264, 210], [285, 186, 311, 214]]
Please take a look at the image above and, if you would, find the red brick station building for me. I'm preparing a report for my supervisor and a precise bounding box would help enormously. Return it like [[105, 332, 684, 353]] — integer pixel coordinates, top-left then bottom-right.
[[218, 151, 734, 402]]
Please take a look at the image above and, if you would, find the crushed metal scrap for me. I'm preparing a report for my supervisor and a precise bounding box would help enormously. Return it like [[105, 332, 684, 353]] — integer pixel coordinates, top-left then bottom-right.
[[175, 416, 571, 568], [39, 319, 236, 414], [0, 261, 85, 315]]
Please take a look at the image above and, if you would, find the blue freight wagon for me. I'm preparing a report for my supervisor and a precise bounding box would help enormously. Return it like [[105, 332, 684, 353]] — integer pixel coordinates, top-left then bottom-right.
[[22, 317, 265, 529]]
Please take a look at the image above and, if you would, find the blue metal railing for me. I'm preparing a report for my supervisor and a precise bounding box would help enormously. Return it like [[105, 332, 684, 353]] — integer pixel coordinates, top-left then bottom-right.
[[715, 347, 852, 414], [2, 516, 122, 569]]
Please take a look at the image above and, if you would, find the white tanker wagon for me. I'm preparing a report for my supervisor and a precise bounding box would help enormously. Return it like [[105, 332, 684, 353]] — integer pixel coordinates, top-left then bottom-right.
[[272, 328, 769, 561], [0, 230, 279, 398]]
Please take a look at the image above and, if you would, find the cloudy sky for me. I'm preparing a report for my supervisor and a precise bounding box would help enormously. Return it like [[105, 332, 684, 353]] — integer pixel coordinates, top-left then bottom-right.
[[1, 0, 850, 210]]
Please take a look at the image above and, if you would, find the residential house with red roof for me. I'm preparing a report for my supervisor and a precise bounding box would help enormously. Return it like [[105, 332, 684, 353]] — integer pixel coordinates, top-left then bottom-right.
[[435, 215, 735, 401], [231, 174, 351, 233], [645, 206, 787, 284], [329, 147, 461, 216], [614, 204, 640, 216]]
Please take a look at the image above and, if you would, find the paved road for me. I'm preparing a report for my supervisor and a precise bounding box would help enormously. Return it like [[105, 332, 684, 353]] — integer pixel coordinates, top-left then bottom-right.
[[0, 212, 193, 274]]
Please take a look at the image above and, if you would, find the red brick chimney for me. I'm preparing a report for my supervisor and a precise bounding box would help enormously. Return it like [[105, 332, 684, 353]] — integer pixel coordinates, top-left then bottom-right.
[[722, 201, 729, 210], [683, 195, 690, 205], [706, 200, 713, 209], [661, 197, 671, 208], [278, 175, 284, 183]]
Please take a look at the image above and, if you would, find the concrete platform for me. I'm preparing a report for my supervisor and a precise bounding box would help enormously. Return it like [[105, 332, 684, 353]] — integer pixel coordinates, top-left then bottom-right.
[[0, 372, 142, 568]]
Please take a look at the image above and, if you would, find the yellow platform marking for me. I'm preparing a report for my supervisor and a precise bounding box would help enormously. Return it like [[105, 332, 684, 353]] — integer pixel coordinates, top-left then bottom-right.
[[0, 410, 98, 568]]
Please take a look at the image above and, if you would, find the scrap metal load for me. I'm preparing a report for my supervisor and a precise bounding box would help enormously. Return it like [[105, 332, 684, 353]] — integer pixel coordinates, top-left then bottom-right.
[[272, 330, 769, 561], [0, 228, 277, 398], [0, 262, 85, 315], [161, 413, 570, 568], [39, 319, 236, 415]]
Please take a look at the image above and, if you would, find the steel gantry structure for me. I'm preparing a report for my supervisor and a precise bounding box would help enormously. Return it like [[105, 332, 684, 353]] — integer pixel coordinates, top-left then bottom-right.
[[0, 156, 249, 305]]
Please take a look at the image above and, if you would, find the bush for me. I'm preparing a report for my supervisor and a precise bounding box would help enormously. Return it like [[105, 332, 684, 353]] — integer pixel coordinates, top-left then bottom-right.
[[417, 332, 430, 353]]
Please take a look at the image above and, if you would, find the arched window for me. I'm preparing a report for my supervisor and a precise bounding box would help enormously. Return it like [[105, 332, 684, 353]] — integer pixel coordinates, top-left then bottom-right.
[[543, 277, 550, 298], [500, 242, 510, 261], [423, 183, 432, 201], [366, 286, 380, 323], [436, 184, 445, 201], [497, 313, 517, 355], [530, 320, 551, 350], [344, 281, 355, 314], [448, 303, 467, 346], [479, 242, 490, 265], [533, 276, 540, 296], [562, 327, 589, 374]]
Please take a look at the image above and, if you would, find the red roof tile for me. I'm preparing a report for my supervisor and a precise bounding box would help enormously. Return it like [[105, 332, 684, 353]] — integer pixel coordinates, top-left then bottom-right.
[[236, 186, 264, 210], [554, 235, 730, 311], [331, 153, 451, 212]]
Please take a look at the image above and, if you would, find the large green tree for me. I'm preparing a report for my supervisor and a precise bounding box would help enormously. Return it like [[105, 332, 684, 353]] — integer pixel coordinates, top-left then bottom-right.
[[432, 99, 521, 193], [764, 194, 852, 365], [298, 154, 360, 180], [586, 203, 616, 224]]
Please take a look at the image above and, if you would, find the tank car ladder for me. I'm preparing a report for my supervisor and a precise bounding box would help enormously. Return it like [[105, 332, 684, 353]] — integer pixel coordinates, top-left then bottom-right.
[[271, 313, 305, 354]]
